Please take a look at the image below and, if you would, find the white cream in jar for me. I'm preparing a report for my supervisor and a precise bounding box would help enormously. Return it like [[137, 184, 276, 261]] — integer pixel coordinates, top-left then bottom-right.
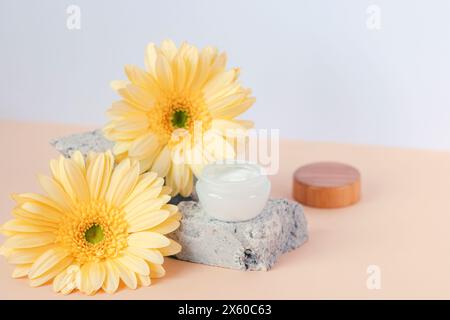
[[196, 162, 271, 221]]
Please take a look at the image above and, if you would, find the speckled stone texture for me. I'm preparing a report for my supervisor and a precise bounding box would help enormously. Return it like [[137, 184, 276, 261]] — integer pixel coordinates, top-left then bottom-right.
[[171, 199, 308, 271]]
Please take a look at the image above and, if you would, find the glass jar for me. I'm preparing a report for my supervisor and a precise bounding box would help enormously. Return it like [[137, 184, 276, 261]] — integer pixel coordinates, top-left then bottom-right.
[[196, 161, 271, 221]]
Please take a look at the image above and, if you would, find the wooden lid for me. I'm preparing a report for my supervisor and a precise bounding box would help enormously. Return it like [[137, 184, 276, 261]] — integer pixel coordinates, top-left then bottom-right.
[[293, 162, 361, 208]]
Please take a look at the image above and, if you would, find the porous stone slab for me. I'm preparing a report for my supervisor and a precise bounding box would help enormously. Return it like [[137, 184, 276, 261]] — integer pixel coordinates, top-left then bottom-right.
[[171, 199, 308, 271], [50, 130, 113, 158]]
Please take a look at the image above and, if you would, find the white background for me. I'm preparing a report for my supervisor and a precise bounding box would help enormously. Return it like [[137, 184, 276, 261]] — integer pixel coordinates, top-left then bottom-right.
[[1, 0, 449, 150]]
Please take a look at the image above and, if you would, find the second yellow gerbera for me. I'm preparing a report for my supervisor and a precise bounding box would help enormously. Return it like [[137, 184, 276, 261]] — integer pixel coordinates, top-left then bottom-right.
[[0, 151, 181, 295], [104, 39, 255, 196]]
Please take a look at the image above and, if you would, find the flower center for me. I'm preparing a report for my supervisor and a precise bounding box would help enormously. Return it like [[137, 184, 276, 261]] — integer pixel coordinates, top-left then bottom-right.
[[147, 95, 212, 144], [171, 109, 189, 129], [57, 201, 128, 264], [84, 224, 104, 244]]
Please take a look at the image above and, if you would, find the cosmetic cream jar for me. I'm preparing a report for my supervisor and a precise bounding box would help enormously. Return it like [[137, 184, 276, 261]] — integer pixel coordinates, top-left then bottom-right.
[[196, 162, 271, 222]]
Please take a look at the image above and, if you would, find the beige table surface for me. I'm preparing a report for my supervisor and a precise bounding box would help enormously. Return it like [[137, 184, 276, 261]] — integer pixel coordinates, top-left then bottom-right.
[[1, 120, 450, 300]]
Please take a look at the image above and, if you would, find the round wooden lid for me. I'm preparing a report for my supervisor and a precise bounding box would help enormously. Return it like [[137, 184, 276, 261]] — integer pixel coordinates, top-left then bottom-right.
[[293, 162, 361, 208]]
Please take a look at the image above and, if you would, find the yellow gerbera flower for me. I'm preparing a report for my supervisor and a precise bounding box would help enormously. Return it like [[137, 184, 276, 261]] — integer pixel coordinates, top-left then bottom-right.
[[104, 39, 255, 197], [0, 151, 181, 295]]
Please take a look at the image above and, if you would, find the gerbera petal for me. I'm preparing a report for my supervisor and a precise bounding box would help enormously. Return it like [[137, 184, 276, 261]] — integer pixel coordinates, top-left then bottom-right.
[[49, 156, 63, 184], [202, 133, 235, 161], [167, 163, 192, 197], [98, 150, 115, 199], [116, 251, 150, 275], [88, 261, 106, 293], [212, 97, 255, 119], [160, 39, 177, 61], [144, 43, 158, 76], [104, 158, 131, 205], [53, 264, 80, 295], [80, 263, 93, 294], [137, 273, 151, 287], [110, 80, 128, 91], [108, 115, 149, 132], [86, 152, 105, 200], [103, 260, 120, 294], [162, 204, 182, 219], [173, 52, 187, 93], [180, 169, 193, 197], [209, 52, 227, 76], [159, 186, 173, 198], [204, 82, 241, 104], [127, 209, 170, 233], [112, 141, 132, 155], [29, 247, 70, 279], [149, 263, 166, 279], [110, 259, 137, 289], [155, 53, 173, 91], [183, 45, 199, 90], [71, 151, 86, 172], [3, 233, 55, 249], [109, 162, 140, 208], [124, 194, 170, 221], [2, 219, 55, 233], [207, 91, 247, 114], [159, 240, 182, 256], [7, 245, 54, 264], [11, 193, 62, 212], [122, 172, 159, 207], [107, 100, 141, 118], [190, 45, 216, 92], [29, 256, 73, 287], [124, 65, 158, 94], [165, 168, 179, 196], [149, 218, 180, 235], [19, 202, 63, 223], [12, 264, 32, 278], [12, 208, 59, 228], [119, 84, 156, 111], [103, 127, 128, 142], [151, 145, 171, 178], [54, 157, 76, 201], [211, 118, 254, 133], [127, 246, 164, 265], [37, 175, 73, 212], [202, 69, 236, 99], [0, 245, 10, 256], [52, 270, 68, 292], [128, 133, 160, 160]]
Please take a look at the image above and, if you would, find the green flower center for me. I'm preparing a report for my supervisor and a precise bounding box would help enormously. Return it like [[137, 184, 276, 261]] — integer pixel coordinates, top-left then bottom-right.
[[84, 224, 104, 244], [171, 109, 189, 129]]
